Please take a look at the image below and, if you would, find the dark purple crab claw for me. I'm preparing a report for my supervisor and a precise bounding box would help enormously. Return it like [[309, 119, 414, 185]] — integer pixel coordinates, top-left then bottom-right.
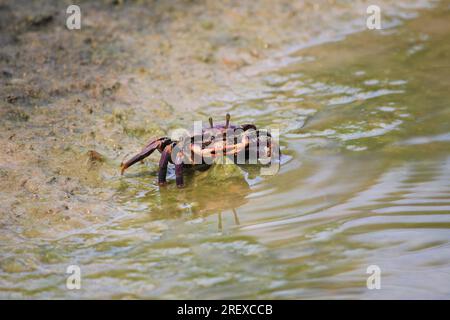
[[120, 137, 171, 175]]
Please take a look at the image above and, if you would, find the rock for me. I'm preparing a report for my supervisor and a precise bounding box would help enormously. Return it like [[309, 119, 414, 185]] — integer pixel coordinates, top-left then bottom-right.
[[46, 176, 57, 184], [27, 13, 54, 28], [5, 109, 29, 121], [5, 95, 18, 104], [1, 69, 12, 78], [87, 150, 105, 164], [196, 156, 245, 185]]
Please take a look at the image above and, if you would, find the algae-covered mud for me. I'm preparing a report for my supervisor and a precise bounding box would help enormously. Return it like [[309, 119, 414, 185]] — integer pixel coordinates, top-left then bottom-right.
[[1, 0, 450, 298]]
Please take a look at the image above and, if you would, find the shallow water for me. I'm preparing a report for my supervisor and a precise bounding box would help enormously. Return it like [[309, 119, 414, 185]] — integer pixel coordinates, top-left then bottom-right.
[[1, 2, 450, 299]]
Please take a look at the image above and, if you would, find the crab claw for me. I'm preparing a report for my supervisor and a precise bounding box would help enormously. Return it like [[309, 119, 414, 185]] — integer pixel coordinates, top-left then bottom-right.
[[120, 137, 171, 175]]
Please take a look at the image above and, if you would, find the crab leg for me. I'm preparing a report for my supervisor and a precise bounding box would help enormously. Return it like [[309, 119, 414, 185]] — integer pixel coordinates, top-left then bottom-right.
[[175, 152, 184, 188], [158, 145, 172, 185], [175, 164, 183, 187]]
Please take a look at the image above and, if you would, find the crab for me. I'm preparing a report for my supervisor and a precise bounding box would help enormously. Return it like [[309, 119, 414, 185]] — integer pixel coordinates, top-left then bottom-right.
[[120, 114, 278, 187]]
